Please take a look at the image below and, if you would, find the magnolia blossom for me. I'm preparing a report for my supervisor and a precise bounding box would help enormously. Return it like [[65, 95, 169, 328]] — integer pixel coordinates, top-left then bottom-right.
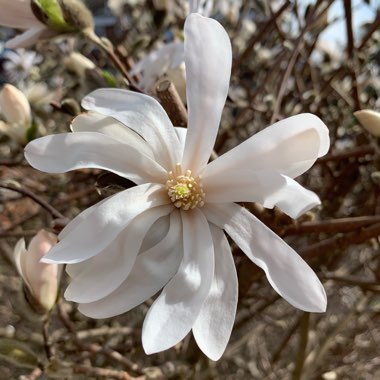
[[13, 230, 61, 313], [131, 41, 186, 102], [0, 0, 52, 49], [0, 83, 32, 143], [25, 13, 329, 360]]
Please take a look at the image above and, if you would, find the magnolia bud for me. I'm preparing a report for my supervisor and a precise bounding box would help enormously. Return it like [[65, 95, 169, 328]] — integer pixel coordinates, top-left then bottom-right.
[[354, 109, 380, 137], [13, 230, 61, 313], [31, 0, 93, 33], [64, 52, 96, 78], [0, 84, 31, 126]]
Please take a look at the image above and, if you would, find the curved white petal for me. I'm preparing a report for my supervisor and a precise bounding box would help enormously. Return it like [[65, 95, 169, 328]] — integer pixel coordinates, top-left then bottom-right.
[[204, 171, 320, 219], [65, 205, 173, 303], [59, 196, 112, 240], [142, 208, 214, 354], [182, 13, 232, 174], [262, 176, 321, 218], [203, 203, 327, 312], [24, 132, 166, 184], [5, 26, 47, 49], [71, 113, 154, 159], [193, 223, 238, 361], [78, 211, 183, 318], [139, 215, 170, 253], [0, 1, 43, 28], [203, 114, 330, 181], [42, 184, 169, 264], [81, 89, 181, 169]]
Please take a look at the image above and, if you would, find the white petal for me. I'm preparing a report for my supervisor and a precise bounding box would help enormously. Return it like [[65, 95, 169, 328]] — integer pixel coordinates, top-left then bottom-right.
[[65, 205, 173, 303], [0, 0, 43, 28], [175, 127, 187, 154], [193, 224, 238, 361], [203, 114, 330, 180], [24, 132, 166, 184], [42, 184, 169, 264], [81, 89, 181, 169], [203, 203, 327, 312], [5, 26, 47, 49], [59, 196, 112, 241], [78, 211, 182, 318], [262, 175, 321, 218], [71, 113, 154, 159], [142, 208, 214, 354], [204, 171, 320, 219], [139, 215, 170, 253], [182, 13, 232, 174]]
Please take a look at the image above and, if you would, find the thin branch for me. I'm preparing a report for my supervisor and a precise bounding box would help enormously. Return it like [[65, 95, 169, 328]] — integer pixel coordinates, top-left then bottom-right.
[[0, 184, 66, 220]]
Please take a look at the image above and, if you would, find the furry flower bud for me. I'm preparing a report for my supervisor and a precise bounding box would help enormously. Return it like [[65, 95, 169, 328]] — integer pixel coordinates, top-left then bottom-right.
[[0, 84, 31, 126], [354, 110, 380, 137]]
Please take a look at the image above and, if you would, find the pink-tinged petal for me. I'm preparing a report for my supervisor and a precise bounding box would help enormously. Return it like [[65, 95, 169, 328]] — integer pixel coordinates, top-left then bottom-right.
[[71, 113, 154, 159], [0, 0, 43, 28], [42, 184, 169, 264], [193, 224, 238, 361], [203, 203, 327, 312], [65, 205, 173, 303], [5, 26, 48, 49], [142, 208, 214, 354], [203, 114, 329, 180], [78, 211, 182, 318], [204, 170, 320, 219], [182, 13, 232, 174], [25, 132, 166, 184], [81, 89, 181, 170]]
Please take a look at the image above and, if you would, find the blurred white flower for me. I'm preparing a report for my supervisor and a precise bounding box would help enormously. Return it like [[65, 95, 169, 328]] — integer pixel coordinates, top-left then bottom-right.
[[0, 83, 32, 143], [131, 41, 186, 102], [25, 13, 329, 360], [354, 109, 380, 137], [13, 230, 61, 313], [2, 48, 42, 82]]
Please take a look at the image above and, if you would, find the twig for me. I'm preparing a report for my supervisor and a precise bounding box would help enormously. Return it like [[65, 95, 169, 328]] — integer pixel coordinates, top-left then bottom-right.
[[299, 221, 380, 259], [0, 184, 66, 220], [57, 303, 142, 374], [84, 30, 143, 93], [232, 0, 291, 72], [292, 312, 310, 380], [73, 365, 144, 380], [156, 79, 188, 127], [284, 215, 380, 235]]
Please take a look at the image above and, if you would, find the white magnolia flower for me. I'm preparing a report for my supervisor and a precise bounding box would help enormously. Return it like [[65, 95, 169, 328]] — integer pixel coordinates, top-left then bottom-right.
[[13, 230, 61, 313], [25, 13, 329, 360], [2, 48, 42, 82], [0, 0, 52, 49], [131, 41, 186, 102]]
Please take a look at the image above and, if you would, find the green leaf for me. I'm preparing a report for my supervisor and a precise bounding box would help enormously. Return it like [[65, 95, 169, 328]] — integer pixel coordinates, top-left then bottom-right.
[[0, 338, 39, 368], [101, 70, 118, 87]]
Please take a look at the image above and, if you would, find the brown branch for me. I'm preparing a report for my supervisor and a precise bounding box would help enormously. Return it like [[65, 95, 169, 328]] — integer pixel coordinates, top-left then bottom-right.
[[299, 222, 380, 259], [270, 0, 331, 123], [358, 10, 380, 50], [317, 145, 374, 163], [284, 215, 380, 235], [292, 312, 310, 380], [73, 365, 144, 380], [232, 0, 291, 72], [0, 184, 66, 220], [343, 0, 361, 111], [156, 80, 188, 127]]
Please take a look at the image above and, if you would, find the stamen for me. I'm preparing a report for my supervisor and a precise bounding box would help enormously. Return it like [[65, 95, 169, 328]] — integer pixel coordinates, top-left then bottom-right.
[[166, 163, 205, 210]]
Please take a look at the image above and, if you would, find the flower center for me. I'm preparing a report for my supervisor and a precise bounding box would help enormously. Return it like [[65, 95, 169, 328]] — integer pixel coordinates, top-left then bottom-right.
[[166, 163, 205, 210]]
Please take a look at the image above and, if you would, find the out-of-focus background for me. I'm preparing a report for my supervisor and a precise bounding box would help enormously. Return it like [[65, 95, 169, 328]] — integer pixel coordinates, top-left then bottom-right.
[[0, 0, 379, 379]]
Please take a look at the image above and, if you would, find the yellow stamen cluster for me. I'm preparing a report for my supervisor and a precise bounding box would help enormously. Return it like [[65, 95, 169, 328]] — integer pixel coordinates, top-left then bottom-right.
[[166, 164, 205, 210]]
